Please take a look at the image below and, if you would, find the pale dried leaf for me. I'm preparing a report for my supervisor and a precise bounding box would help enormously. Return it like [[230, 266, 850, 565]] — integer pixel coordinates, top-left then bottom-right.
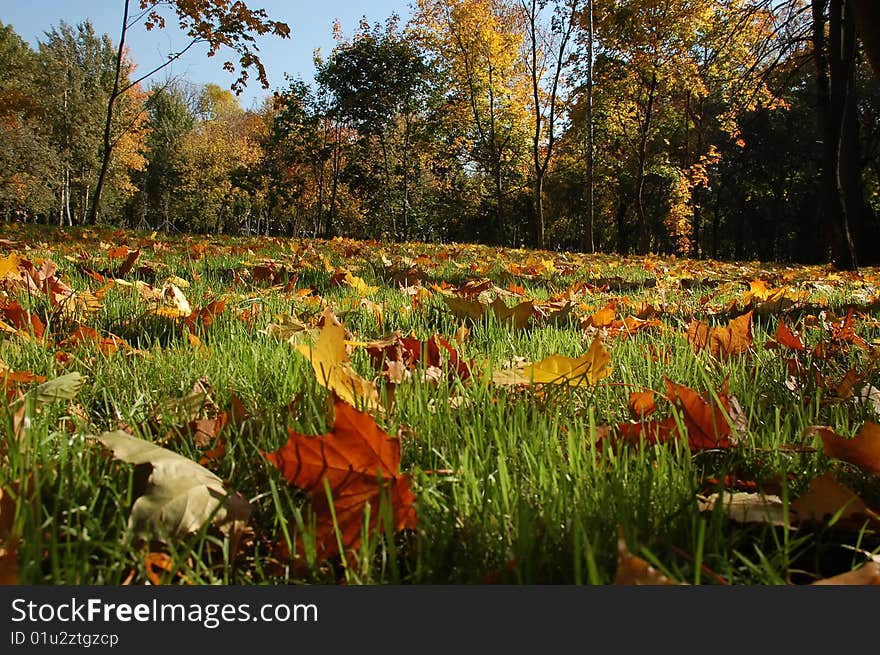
[[94, 430, 250, 541]]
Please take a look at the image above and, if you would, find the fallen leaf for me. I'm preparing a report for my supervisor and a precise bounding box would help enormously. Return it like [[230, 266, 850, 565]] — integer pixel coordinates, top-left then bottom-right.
[[709, 311, 753, 359], [144, 552, 175, 585], [94, 430, 251, 542], [771, 319, 806, 351], [665, 379, 734, 449], [0, 253, 19, 279], [0, 485, 18, 585], [489, 297, 534, 330], [0, 301, 45, 339], [585, 304, 616, 329], [813, 423, 880, 474], [790, 473, 879, 528], [614, 380, 735, 451], [496, 337, 611, 388], [698, 491, 788, 527], [810, 562, 880, 585], [628, 391, 657, 418], [295, 317, 382, 413], [443, 295, 488, 321], [614, 528, 683, 585], [263, 395, 417, 566], [33, 372, 85, 404], [856, 385, 880, 414], [686, 311, 753, 359]]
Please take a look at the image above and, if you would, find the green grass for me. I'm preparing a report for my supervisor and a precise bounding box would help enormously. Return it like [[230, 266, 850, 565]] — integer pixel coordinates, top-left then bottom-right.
[[1, 223, 879, 585]]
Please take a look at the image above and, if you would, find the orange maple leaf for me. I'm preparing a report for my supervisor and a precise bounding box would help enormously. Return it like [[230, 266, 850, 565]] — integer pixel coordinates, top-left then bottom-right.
[[0, 301, 45, 339], [770, 319, 806, 351], [615, 379, 734, 451], [263, 396, 417, 567], [812, 423, 880, 475], [686, 311, 753, 359]]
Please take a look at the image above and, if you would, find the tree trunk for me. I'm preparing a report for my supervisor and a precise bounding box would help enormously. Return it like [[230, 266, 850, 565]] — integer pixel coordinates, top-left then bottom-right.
[[615, 182, 630, 254], [583, 0, 595, 254], [635, 72, 657, 254], [88, 0, 130, 226], [812, 0, 858, 269], [535, 174, 545, 250]]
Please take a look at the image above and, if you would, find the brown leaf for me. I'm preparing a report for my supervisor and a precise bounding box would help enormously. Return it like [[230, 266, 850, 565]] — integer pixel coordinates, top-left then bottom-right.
[[709, 311, 753, 359], [64, 325, 129, 355], [0, 301, 45, 339], [686, 312, 753, 359], [263, 395, 417, 567], [810, 562, 880, 585], [628, 391, 657, 418], [664, 379, 734, 449], [0, 485, 18, 585], [117, 249, 140, 278], [614, 528, 683, 585], [615, 380, 734, 451], [790, 473, 880, 528], [685, 320, 711, 352], [489, 297, 534, 330], [771, 319, 806, 351], [813, 423, 880, 474]]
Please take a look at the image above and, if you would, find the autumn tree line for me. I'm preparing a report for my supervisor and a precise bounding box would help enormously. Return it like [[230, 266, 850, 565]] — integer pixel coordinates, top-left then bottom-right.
[[1, 1, 878, 266]]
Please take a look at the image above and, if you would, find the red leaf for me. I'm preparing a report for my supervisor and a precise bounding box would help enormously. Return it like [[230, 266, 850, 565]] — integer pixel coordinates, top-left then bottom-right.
[[1, 301, 45, 339], [665, 379, 733, 449], [773, 319, 806, 351], [263, 396, 417, 566]]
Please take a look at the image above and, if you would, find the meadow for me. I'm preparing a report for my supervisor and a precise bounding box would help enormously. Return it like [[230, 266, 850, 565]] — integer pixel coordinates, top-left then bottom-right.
[[1, 223, 879, 585]]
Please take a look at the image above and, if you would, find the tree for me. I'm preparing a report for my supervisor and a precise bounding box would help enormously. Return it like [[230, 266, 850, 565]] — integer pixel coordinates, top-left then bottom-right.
[[173, 84, 262, 233], [142, 82, 196, 230], [86, 0, 290, 225], [810, 0, 877, 268], [416, 0, 532, 244], [0, 22, 55, 220], [36, 21, 147, 226], [317, 16, 433, 240], [521, 0, 580, 249]]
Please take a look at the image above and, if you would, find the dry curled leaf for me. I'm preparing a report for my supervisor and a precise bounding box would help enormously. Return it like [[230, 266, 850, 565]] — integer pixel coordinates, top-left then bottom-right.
[[94, 430, 251, 542]]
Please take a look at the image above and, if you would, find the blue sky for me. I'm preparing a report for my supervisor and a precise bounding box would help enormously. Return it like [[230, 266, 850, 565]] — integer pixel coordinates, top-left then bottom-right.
[[2, 1, 413, 110]]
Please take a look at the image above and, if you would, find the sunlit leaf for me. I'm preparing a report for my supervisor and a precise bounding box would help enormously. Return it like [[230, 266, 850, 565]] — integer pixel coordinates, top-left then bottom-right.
[[263, 395, 416, 566]]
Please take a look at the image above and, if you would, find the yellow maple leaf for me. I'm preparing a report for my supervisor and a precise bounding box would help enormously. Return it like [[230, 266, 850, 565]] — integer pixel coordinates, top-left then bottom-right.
[[494, 337, 612, 387], [0, 253, 19, 279], [344, 271, 378, 296], [525, 337, 612, 386], [295, 320, 382, 413], [489, 298, 533, 330]]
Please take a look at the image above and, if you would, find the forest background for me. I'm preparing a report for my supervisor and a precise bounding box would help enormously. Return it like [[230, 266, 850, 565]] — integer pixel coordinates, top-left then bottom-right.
[[1, 0, 879, 268]]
